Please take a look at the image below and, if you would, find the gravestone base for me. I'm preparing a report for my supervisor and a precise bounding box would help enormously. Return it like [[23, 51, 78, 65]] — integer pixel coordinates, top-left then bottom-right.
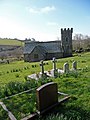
[[39, 72, 47, 78], [28, 72, 48, 80], [58, 69, 64, 74], [46, 69, 58, 78]]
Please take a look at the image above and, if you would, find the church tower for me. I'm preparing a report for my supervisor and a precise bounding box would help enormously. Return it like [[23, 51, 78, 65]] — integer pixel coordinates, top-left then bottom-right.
[[61, 28, 73, 57]]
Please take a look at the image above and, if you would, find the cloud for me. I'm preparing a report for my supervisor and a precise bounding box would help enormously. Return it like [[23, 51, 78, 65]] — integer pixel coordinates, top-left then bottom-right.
[[29, 8, 39, 14], [41, 6, 56, 13], [29, 6, 56, 14], [47, 22, 58, 26]]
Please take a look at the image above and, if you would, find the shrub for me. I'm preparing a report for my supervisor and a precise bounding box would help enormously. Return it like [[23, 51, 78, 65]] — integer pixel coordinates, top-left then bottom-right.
[[24, 75, 28, 81], [24, 67, 27, 70], [13, 69, 16, 72], [15, 69, 19, 72], [7, 71, 9, 73], [15, 74, 20, 78]]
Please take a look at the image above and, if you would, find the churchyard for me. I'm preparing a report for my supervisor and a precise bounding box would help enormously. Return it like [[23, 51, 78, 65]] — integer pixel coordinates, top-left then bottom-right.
[[0, 52, 90, 119]]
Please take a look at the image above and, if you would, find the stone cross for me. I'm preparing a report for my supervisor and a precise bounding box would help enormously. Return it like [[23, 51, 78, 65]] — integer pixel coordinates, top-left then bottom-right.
[[52, 57, 57, 70], [72, 61, 77, 70], [40, 60, 45, 76], [63, 62, 69, 73], [52, 57, 57, 77]]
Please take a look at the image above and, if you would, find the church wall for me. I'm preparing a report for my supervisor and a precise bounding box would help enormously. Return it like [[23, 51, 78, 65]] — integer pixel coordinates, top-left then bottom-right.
[[24, 54, 30, 62], [46, 52, 63, 60], [24, 47, 45, 62]]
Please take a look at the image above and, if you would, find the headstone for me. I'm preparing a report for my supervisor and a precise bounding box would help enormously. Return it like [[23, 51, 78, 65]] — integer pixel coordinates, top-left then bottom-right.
[[36, 82, 58, 114], [52, 57, 57, 77], [63, 62, 69, 73], [72, 61, 77, 70], [40, 60, 45, 77]]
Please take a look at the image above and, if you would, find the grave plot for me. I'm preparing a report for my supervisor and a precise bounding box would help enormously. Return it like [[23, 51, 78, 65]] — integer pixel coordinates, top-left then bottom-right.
[[0, 82, 70, 120], [28, 58, 58, 80], [28, 60, 47, 80], [22, 82, 70, 120], [0, 88, 37, 120], [36, 82, 70, 114], [28, 57, 78, 80]]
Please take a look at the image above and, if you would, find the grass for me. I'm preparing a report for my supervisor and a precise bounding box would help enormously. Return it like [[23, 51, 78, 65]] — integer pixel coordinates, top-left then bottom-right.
[[0, 38, 24, 46], [0, 52, 90, 87], [0, 61, 41, 86], [0, 52, 90, 119]]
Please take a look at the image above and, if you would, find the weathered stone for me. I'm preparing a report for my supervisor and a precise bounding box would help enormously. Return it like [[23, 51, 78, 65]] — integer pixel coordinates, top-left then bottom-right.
[[52, 57, 57, 70], [52, 57, 57, 77], [63, 62, 69, 73], [40, 60, 45, 77], [36, 82, 58, 113], [72, 61, 77, 70]]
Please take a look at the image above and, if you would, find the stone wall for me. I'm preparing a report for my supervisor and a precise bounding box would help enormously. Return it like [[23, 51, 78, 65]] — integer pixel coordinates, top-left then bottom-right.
[[61, 28, 73, 57]]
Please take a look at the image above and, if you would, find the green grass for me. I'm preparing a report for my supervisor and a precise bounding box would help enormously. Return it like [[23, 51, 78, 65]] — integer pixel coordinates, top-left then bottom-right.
[[0, 52, 90, 87], [0, 38, 24, 46], [0, 61, 41, 86], [0, 52, 90, 119]]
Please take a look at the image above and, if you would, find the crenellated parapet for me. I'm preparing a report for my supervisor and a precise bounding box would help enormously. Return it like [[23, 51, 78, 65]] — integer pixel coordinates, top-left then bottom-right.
[[61, 28, 73, 34]]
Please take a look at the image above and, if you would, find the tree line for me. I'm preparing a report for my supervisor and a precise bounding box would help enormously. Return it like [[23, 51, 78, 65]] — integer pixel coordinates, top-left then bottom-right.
[[72, 34, 90, 52]]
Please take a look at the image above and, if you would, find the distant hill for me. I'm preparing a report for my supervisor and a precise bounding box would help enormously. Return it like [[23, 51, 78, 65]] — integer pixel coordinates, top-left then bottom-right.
[[0, 38, 24, 46]]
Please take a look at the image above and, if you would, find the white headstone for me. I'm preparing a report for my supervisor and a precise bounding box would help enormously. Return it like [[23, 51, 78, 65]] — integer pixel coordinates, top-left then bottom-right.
[[72, 61, 77, 70], [52, 57, 57, 70], [52, 57, 57, 77], [63, 62, 69, 73]]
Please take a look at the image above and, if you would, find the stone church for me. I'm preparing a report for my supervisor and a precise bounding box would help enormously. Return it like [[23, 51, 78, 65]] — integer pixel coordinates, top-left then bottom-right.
[[23, 28, 73, 62]]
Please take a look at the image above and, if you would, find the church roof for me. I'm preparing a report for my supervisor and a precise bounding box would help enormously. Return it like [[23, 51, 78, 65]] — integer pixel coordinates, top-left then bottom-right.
[[23, 44, 35, 54], [24, 40, 62, 54], [34, 45, 47, 57]]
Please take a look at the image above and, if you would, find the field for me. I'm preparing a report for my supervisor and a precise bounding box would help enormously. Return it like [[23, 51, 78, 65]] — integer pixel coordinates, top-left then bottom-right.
[[0, 52, 90, 119], [0, 38, 24, 46]]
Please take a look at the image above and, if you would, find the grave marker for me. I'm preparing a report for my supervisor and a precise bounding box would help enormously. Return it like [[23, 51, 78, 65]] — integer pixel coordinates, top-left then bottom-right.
[[63, 62, 69, 73], [36, 82, 58, 114], [22, 82, 70, 119], [72, 61, 77, 70], [40, 60, 45, 77], [52, 57, 57, 77]]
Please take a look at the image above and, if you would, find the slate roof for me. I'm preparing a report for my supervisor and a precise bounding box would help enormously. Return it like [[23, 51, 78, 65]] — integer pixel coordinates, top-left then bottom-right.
[[24, 41, 62, 54], [35, 45, 47, 56], [23, 43, 35, 54]]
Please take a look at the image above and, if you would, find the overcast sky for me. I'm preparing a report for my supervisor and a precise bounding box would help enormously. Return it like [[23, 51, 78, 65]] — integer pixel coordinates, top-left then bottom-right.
[[0, 0, 90, 41]]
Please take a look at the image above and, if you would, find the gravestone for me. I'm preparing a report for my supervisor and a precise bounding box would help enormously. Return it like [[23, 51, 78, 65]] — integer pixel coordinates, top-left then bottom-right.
[[22, 82, 70, 120], [63, 62, 69, 73], [36, 82, 58, 114], [52, 57, 57, 77], [72, 61, 77, 70], [40, 60, 45, 77]]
